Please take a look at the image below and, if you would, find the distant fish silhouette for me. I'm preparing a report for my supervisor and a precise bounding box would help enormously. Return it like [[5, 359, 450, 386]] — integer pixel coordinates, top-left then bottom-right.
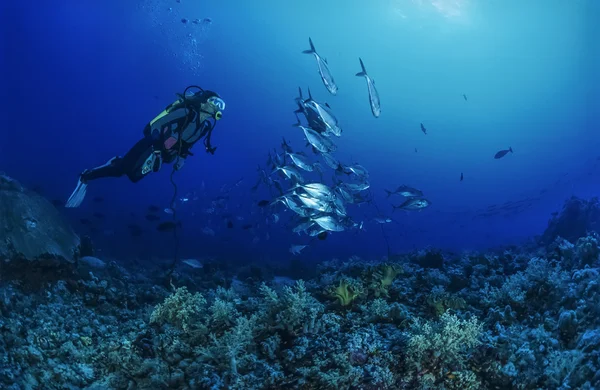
[[460, 172, 464, 181], [157, 221, 181, 232], [494, 147, 513, 159], [420, 123, 427, 135], [462, 94, 467, 101]]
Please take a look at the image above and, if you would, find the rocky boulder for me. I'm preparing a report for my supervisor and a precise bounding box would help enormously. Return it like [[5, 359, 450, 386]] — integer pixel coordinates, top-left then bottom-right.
[[541, 196, 600, 245], [0, 174, 79, 263]]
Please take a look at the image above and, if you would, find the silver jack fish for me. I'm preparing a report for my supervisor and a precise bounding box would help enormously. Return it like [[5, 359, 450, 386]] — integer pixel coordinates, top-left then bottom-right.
[[302, 37, 338, 95], [356, 58, 380, 118]]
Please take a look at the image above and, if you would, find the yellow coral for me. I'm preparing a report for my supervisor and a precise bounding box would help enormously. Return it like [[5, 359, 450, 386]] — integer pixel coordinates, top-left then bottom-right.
[[381, 265, 401, 288], [332, 280, 360, 306], [427, 293, 466, 316], [370, 264, 402, 297]]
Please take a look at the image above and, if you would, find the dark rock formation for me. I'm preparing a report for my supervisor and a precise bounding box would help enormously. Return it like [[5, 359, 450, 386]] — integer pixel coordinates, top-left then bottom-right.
[[0, 174, 79, 263], [541, 196, 600, 244]]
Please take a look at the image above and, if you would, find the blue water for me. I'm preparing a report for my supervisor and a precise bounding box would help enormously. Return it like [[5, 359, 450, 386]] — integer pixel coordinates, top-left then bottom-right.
[[3, 0, 598, 262]]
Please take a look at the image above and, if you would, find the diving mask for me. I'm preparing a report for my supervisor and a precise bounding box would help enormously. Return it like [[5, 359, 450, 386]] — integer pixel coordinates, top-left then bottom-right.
[[206, 96, 225, 120], [207, 96, 226, 111]]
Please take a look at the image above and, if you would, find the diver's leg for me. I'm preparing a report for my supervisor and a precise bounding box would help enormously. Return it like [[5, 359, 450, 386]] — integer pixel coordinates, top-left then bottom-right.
[[65, 157, 125, 208], [121, 137, 156, 183], [81, 157, 126, 181]]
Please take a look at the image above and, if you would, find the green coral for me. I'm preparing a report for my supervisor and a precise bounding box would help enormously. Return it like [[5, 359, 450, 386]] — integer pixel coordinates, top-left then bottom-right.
[[149, 287, 206, 332]]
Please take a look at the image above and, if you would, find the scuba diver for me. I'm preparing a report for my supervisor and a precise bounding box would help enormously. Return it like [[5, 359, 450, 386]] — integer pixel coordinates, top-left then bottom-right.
[[65, 86, 226, 208]]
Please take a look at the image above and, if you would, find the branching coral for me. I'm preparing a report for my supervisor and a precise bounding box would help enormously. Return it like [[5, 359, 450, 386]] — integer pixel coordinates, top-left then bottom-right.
[[149, 287, 206, 332], [403, 313, 483, 388]]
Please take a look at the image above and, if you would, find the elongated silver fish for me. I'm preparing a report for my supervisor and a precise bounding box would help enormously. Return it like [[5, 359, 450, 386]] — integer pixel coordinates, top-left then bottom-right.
[[291, 183, 335, 201], [272, 195, 312, 217], [289, 244, 308, 255], [286, 152, 314, 172], [393, 198, 431, 211], [293, 220, 315, 235], [356, 58, 380, 118], [294, 123, 337, 153], [343, 181, 370, 193], [384, 185, 423, 198], [332, 196, 347, 217], [272, 165, 304, 183], [321, 152, 342, 170], [310, 215, 345, 232], [302, 37, 338, 95], [297, 193, 333, 213], [334, 185, 354, 203], [345, 164, 369, 178], [301, 89, 342, 137]]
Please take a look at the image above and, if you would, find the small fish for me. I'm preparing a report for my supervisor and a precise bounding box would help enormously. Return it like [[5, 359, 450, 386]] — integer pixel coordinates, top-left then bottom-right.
[[145, 214, 161, 222], [164, 208, 174, 215], [392, 198, 431, 211], [156, 221, 182, 232], [420, 123, 427, 135], [257, 200, 270, 207], [462, 94, 468, 101], [415, 148, 417, 153], [494, 147, 513, 159], [202, 227, 215, 236], [127, 224, 143, 237], [373, 217, 392, 224], [181, 18, 188, 24], [281, 137, 293, 154], [182, 259, 203, 269], [460, 172, 464, 181], [355, 57, 381, 118], [302, 37, 338, 95], [289, 244, 308, 255]]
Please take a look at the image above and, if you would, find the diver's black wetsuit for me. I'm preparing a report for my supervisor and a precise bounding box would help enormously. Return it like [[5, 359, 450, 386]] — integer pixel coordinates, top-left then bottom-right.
[[81, 122, 211, 183], [80, 91, 219, 184]]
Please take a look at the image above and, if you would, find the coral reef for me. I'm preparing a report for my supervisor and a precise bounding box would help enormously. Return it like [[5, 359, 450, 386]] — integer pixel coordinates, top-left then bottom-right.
[[1, 196, 600, 388]]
